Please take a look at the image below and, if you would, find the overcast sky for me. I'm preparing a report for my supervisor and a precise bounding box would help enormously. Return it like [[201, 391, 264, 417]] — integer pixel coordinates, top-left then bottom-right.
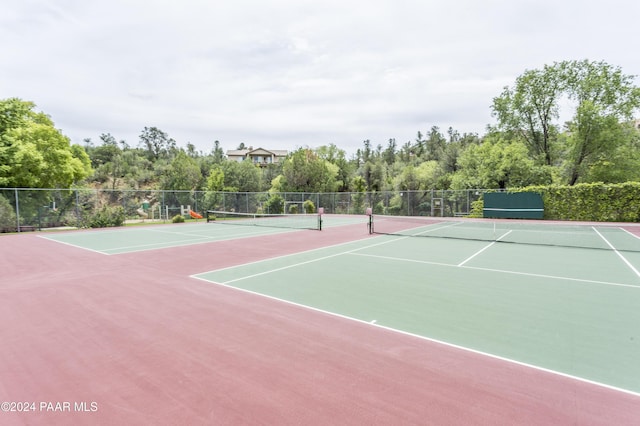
[[2, 0, 639, 156]]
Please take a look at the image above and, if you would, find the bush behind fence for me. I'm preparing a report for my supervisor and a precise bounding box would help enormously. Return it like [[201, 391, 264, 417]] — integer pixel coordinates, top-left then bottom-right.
[[0, 188, 483, 231], [3, 183, 639, 232]]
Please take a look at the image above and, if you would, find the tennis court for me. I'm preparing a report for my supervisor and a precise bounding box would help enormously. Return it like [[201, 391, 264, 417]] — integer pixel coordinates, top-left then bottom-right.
[[39, 212, 361, 255], [195, 218, 640, 395], [2, 214, 639, 424]]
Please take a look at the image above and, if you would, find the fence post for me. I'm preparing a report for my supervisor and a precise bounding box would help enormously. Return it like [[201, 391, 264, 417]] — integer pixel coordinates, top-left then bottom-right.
[[14, 188, 21, 232]]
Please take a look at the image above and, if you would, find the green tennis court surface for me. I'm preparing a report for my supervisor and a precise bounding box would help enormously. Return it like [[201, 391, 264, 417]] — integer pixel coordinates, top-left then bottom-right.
[[193, 234, 640, 395], [39, 214, 365, 254]]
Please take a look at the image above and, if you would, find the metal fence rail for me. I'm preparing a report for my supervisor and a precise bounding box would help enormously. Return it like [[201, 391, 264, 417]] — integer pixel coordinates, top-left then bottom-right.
[[0, 188, 490, 232]]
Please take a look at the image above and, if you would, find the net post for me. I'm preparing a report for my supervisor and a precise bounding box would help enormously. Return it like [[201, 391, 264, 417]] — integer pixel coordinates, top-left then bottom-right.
[[366, 207, 373, 234], [318, 207, 324, 231]]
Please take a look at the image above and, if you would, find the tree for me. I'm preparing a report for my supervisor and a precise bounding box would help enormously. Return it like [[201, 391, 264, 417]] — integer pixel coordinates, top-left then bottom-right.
[[279, 148, 339, 192], [383, 138, 396, 165], [219, 159, 262, 192], [0, 193, 17, 228], [206, 166, 225, 192], [424, 126, 446, 161], [316, 144, 353, 191], [451, 133, 551, 189], [562, 60, 640, 184], [161, 150, 202, 191], [492, 60, 640, 184], [87, 133, 121, 168], [492, 63, 565, 165], [89, 133, 124, 189], [236, 160, 262, 192], [138, 126, 176, 160], [0, 98, 92, 188], [211, 140, 225, 164], [579, 123, 640, 183]]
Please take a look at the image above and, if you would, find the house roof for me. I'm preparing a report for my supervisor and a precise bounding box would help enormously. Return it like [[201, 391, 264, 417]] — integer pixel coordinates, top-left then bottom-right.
[[226, 148, 288, 157]]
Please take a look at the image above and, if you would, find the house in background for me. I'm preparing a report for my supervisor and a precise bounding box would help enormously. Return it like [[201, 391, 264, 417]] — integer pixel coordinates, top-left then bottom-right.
[[226, 147, 288, 166]]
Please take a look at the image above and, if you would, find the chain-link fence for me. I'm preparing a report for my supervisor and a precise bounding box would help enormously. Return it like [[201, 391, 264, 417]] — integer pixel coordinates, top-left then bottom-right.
[[0, 188, 490, 232]]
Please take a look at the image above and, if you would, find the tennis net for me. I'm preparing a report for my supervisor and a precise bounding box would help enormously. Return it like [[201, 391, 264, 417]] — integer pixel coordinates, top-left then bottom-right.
[[206, 210, 322, 231], [368, 214, 640, 252]]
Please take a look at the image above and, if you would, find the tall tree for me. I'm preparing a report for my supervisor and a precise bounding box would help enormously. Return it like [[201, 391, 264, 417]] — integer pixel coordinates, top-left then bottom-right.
[[211, 140, 225, 163], [492, 60, 640, 185], [492, 63, 565, 165], [383, 138, 396, 165], [138, 126, 176, 161], [0, 98, 92, 188], [562, 60, 640, 184], [425, 126, 446, 161], [161, 150, 202, 191], [279, 148, 339, 192], [316, 144, 353, 191], [451, 133, 551, 189]]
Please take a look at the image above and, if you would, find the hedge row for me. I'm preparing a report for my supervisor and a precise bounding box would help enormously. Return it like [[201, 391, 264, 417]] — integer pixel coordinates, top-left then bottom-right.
[[471, 182, 640, 222]]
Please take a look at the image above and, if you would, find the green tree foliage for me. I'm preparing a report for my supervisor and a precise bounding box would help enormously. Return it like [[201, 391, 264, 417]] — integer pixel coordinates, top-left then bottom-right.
[[263, 193, 284, 214], [451, 133, 551, 189], [580, 123, 640, 183], [210, 140, 226, 164], [215, 159, 262, 192], [138, 126, 177, 161], [0, 193, 17, 228], [562, 60, 640, 184], [161, 150, 202, 191], [315, 144, 353, 191], [492, 60, 640, 185], [280, 148, 339, 192], [0, 98, 92, 188], [236, 160, 262, 192], [206, 166, 225, 191], [492, 63, 565, 165], [424, 126, 447, 161], [85, 133, 153, 189]]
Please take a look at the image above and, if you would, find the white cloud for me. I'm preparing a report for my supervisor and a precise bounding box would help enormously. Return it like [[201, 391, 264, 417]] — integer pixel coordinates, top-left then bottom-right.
[[2, 0, 639, 155]]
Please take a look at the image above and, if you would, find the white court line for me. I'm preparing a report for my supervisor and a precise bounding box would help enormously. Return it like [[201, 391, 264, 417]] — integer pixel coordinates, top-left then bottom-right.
[[193, 236, 378, 277], [102, 227, 295, 254], [620, 227, 640, 240], [37, 235, 109, 255], [457, 230, 512, 267], [140, 224, 294, 238], [40, 225, 295, 255], [190, 273, 640, 399], [190, 233, 640, 396], [349, 252, 640, 289], [208, 233, 409, 284], [197, 231, 640, 289], [593, 227, 640, 279]]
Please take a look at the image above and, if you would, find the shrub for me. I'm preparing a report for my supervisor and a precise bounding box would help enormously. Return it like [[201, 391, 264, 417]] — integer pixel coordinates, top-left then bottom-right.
[[468, 199, 484, 218], [473, 183, 640, 222], [303, 199, 315, 214], [172, 214, 185, 223], [81, 205, 126, 228], [263, 194, 284, 214], [0, 195, 17, 229]]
